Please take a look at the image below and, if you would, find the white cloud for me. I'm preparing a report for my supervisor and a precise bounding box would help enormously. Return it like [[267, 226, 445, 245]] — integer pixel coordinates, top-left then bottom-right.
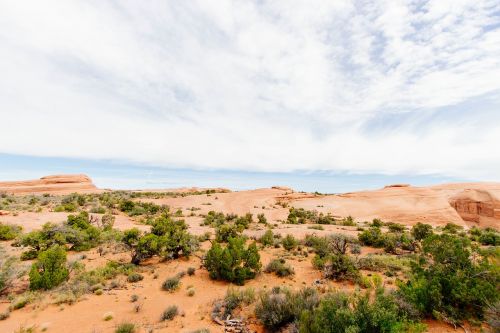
[[0, 0, 499, 180]]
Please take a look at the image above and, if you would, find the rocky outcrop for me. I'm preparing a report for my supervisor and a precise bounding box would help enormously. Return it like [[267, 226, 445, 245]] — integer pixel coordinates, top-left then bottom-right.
[[0, 174, 97, 194], [449, 189, 500, 223]]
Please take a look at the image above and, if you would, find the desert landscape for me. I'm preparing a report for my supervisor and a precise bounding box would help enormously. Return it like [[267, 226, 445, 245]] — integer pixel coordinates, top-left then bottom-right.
[[0, 175, 498, 333]]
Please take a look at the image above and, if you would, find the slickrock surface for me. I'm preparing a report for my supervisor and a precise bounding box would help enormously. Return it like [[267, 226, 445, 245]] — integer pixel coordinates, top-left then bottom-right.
[[0, 174, 98, 194]]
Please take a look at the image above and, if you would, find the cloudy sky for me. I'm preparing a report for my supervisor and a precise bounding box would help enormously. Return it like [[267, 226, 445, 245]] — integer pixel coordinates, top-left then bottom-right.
[[1, 1, 500, 191]]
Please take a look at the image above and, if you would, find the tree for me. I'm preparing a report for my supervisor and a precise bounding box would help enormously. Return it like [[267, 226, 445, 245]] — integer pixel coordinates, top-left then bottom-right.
[[29, 245, 69, 290], [322, 254, 359, 282], [398, 234, 499, 323], [124, 216, 196, 264], [411, 223, 433, 241], [204, 237, 261, 285]]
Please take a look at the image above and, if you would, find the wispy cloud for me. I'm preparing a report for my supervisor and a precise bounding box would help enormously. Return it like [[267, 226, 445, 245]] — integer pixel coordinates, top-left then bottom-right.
[[0, 0, 499, 180]]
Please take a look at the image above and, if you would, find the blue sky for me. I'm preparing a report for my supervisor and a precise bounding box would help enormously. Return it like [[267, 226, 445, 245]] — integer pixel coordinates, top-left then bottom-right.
[[0, 1, 499, 192]]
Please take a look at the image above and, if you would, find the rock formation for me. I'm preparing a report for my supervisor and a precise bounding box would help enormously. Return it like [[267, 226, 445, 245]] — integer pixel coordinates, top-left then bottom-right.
[[0, 174, 97, 194]]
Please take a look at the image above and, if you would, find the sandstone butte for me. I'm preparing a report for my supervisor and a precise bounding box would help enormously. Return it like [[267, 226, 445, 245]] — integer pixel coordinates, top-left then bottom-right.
[[0, 174, 499, 229]]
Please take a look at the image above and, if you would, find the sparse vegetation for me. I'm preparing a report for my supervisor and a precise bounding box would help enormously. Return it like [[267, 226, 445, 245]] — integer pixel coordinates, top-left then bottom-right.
[[122, 214, 197, 264], [161, 305, 179, 321], [162, 276, 180, 292], [29, 245, 69, 290], [204, 236, 261, 285], [115, 322, 136, 333], [398, 233, 499, 325], [0, 223, 22, 240], [264, 258, 295, 277]]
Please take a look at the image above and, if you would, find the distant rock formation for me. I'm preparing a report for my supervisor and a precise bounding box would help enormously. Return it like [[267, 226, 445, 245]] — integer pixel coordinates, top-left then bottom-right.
[[449, 189, 500, 223], [0, 174, 97, 194]]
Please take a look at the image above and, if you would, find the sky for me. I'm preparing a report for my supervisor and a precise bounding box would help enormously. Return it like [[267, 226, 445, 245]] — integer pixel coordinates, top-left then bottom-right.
[[0, 1, 499, 192]]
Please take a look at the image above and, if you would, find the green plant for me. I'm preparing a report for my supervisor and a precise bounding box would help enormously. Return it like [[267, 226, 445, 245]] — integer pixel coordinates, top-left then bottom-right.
[[257, 213, 267, 224], [282, 234, 298, 251], [123, 215, 197, 264], [187, 267, 196, 276], [264, 258, 294, 277], [322, 254, 359, 282], [410, 223, 433, 241], [299, 288, 424, 333], [115, 322, 136, 333], [29, 245, 69, 290], [162, 276, 180, 292], [255, 287, 319, 330], [204, 237, 261, 285], [161, 305, 179, 321], [127, 272, 144, 283], [259, 229, 274, 247], [398, 233, 500, 324], [0, 223, 22, 240], [215, 224, 241, 242]]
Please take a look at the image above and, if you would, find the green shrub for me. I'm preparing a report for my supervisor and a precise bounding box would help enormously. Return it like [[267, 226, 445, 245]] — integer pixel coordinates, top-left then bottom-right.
[[115, 322, 135, 333], [442, 222, 463, 234], [358, 227, 385, 247], [161, 305, 178, 321], [0, 223, 22, 240], [162, 276, 180, 292], [203, 211, 225, 226], [299, 288, 424, 333], [479, 230, 500, 246], [259, 229, 274, 247], [127, 273, 143, 283], [124, 215, 197, 264], [29, 245, 69, 290], [255, 287, 319, 330], [282, 234, 298, 251], [371, 218, 384, 227], [398, 233, 500, 324], [257, 213, 267, 224], [411, 223, 433, 241], [204, 237, 261, 285], [187, 267, 196, 276], [220, 288, 256, 317], [341, 216, 356, 226], [215, 224, 241, 242], [264, 258, 294, 277], [322, 254, 359, 282], [387, 222, 406, 233]]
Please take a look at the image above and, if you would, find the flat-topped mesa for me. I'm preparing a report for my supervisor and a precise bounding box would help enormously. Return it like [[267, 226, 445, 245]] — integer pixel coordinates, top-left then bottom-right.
[[0, 174, 97, 194]]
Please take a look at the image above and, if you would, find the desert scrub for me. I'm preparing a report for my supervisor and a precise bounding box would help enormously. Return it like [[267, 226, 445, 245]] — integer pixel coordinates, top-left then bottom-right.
[[255, 287, 319, 330], [187, 287, 195, 296], [0, 222, 22, 240], [10, 292, 39, 310], [127, 272, 143, 283], [264, 258, 295, 277], [187, 267, 196, 275], [122, 216, 198, 265], [115, 322, 136, 333], [161, 305, 179, 321], [204, 237, 261, 285], [259, 229, 274, 247], [130, 294, 139, 302], [162, 276, 180, 292], [0, 310, 10, 320], [281, 234, 298, 251], [103, 312, 114, 321], [29, 245, 69, 290], [213, 288, 256, 318]]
